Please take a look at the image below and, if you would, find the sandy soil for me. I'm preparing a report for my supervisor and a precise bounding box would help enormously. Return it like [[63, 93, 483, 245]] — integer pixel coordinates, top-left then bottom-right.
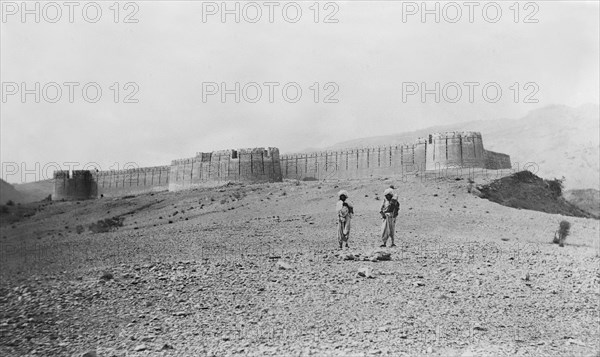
[[1, 172, 599, 356]]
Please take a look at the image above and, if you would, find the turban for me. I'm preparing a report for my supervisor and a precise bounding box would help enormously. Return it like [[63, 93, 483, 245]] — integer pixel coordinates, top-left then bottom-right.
[[338, 190, 349, 198], [384, 188, 394, 196]]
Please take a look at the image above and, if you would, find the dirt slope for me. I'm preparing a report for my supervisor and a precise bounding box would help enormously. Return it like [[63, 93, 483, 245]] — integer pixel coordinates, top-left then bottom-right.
[[0, 173, 598, 357], [564, 189, 600, 218], [0, 179, 24, 204]]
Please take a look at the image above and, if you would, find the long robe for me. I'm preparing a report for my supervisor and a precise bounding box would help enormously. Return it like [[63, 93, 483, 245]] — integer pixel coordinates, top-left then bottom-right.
[[336, 200, 353, 246], [380, 199, 397, 245]]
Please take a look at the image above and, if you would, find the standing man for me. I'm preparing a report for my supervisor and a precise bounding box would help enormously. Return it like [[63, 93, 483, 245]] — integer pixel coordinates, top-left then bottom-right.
[[336, 190, 354, 249], [380, 188, 399, 248]]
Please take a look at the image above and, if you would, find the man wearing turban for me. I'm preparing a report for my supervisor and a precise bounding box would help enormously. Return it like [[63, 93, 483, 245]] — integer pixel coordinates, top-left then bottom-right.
[[336, 190, 354, 249], [380, 187, 399, 247]]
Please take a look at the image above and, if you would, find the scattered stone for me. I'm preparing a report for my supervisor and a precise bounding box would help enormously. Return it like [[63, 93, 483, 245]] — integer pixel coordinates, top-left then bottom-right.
[[141, 335, 155, 342], [368, 251, 391, 261], [81, 351, 97, 357], [100, 271, 113, 281], [276, 260, 293, 270], [173, 311, 191, 317], [133, 344, 147, 352], [340, 253, 356, 261], [357, 267, 375, 278]]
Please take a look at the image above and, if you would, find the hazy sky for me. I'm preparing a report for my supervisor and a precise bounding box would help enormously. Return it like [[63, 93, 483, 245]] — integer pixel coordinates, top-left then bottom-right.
[[1, 1, 598, 182]]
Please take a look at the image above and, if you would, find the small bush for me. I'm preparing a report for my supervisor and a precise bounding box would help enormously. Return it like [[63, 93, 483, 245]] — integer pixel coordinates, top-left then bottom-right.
[[547, 177, 564, 198], [6, 200, 14, 206], [0, 205, 9, 214], [553, 220, 571, 246], [89, 216, 124, 233]]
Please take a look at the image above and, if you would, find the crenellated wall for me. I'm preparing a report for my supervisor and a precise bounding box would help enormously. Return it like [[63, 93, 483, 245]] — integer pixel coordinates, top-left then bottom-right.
[[53, 170, 97, 200], [281, 131, 509, 180], [52, 132, 511, 200], [280, 144, 429, 181], [53, 148, 282, 200], [94, 166, 170, 197], [168, 147, 282, 192]]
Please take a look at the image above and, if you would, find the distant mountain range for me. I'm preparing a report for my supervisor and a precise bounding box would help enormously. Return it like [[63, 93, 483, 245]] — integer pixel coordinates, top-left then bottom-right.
[[310, 104, 599, 190]]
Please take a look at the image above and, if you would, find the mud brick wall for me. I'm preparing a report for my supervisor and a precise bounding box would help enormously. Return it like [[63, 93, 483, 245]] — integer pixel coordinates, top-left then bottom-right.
[[94, 166, 170, 197], [281, 131, 506, 180], [53, 170, 97, 200], [51, 134, 510, 199], [168, 147, 282, 192], [484, 150, 512, 170], [280, 145, 419, 181]]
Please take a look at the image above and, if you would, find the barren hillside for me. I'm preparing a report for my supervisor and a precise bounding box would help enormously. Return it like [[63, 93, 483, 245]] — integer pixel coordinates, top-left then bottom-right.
[[0, 179, 24, 205], [1, 173, 599, 356]]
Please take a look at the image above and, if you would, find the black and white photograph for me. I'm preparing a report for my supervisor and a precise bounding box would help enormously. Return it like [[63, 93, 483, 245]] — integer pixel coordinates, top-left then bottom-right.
[[1, 1, 599, 356]]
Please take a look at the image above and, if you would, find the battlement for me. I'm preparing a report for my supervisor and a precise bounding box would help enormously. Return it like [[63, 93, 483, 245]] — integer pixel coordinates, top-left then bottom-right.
[[280, 131, 509, 180], [53, 170, 97, 200], [95, 165, 170, 176], [51, 132, 509, 199], [168, 147, 282, 192], [53, 170, 70, 179]]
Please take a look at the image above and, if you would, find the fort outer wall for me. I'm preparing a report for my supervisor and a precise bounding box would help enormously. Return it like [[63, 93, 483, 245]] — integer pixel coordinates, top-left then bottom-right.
[[53, 166, 170, 200], [424, 131, 486, 170], [51, 133, 510, 199], [53, 170, 97, 200], [52, 148, 283, 200], [280, 145, 425, 181], [280, 131, 510, 180], [168, 147, 283, 192], [94, 166, 170, 198], [484, 150, 512, 170]]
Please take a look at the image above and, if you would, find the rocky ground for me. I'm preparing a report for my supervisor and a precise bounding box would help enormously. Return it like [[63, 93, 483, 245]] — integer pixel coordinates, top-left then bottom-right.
[[1, 171, 599, 356]]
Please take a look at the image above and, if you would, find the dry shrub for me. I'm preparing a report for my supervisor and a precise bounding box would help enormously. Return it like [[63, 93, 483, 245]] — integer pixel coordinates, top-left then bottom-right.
[[89, 217, 124, 233], [553, 220, 571, 247], [547, 177, 564, 198]]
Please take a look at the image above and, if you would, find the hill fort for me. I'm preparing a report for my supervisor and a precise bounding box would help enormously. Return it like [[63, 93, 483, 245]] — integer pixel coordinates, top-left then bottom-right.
[[53, 131, 510, 200]]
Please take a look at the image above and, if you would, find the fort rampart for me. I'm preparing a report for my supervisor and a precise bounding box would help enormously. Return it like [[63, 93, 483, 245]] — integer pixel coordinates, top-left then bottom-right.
[[168, 147, 282, 192], [279, 131, 509, 181], [53, 133, 510, 200], [53, 148, 283, 200], [94, 165, 170, 198]]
